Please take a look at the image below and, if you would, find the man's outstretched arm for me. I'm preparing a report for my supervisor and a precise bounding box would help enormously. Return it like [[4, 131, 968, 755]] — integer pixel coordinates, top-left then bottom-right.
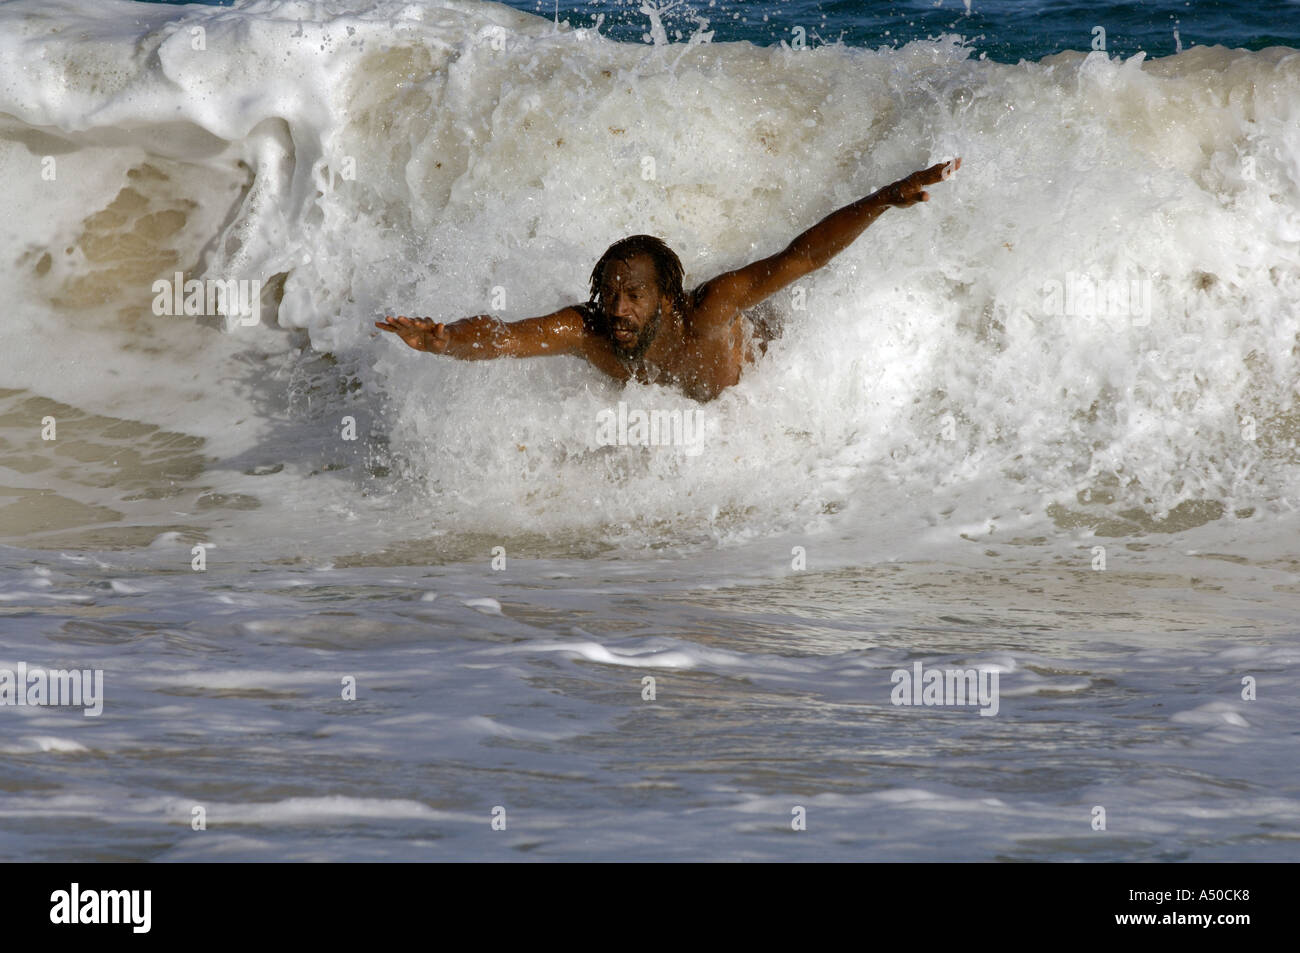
[[697, 158, 961, 315], [375, 307, 589, 360]]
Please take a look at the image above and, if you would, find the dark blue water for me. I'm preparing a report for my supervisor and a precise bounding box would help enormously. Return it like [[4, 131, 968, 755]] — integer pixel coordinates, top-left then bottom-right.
[[138, 0, 1300, 61]]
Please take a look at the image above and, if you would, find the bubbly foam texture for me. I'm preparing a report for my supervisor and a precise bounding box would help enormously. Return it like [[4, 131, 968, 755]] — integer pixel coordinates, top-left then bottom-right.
[[2, 0, 1298, 558]]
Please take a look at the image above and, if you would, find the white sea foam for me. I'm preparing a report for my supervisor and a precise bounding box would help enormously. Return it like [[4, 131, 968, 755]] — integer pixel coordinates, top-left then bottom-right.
[[1, 736, 90, 754]]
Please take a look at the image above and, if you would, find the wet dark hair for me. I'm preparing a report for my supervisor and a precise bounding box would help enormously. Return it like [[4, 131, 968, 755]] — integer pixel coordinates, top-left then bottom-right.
[[588, 235, 686, 317]]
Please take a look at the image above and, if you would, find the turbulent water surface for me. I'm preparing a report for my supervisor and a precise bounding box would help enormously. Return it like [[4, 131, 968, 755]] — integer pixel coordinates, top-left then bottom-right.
[[1, 0, 1298, 860]]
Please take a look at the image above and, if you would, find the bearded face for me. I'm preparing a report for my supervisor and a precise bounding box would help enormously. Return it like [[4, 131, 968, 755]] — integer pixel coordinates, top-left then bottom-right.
[[598, 254, 666, 361], [609, 303, 662, 360]]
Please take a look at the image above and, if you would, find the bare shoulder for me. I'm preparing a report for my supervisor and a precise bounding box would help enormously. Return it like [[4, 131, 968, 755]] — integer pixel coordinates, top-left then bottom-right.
[[565, 302, 614, 355], [684, 281, 745, 339]]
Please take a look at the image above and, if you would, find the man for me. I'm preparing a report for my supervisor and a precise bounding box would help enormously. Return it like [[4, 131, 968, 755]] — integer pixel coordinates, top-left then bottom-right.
[[377, 158, 960, 402]]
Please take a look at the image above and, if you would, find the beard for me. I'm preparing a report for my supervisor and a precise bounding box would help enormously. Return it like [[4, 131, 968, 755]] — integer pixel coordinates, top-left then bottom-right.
[[609, 304, 662, 361]]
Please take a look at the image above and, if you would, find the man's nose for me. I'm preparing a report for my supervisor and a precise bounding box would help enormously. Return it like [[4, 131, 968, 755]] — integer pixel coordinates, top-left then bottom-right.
[[611, 295, 633, 318]]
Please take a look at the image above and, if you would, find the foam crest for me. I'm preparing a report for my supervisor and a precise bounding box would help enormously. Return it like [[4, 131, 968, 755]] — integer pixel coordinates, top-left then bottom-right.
[[1, 0, 1296, 553]]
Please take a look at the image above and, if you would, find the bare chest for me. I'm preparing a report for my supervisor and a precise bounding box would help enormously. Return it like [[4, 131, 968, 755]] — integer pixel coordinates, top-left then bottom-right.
[[585, 307, 753, 402]]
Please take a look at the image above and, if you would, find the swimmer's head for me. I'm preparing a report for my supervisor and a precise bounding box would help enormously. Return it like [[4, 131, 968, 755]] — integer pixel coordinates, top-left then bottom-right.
[[589, 235, 685, 360]]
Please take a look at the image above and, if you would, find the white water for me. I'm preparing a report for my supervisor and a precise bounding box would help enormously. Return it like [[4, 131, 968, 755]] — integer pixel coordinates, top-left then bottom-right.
[[1, 0, 1297, 860]]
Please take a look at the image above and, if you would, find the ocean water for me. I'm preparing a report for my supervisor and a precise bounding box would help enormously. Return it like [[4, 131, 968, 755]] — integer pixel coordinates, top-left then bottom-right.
[[1, 0, 1298, 861]]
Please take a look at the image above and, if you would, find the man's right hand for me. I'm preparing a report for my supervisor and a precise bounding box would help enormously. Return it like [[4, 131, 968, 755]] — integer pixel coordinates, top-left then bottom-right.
[[879, 157, 961, 207], [375, 315, 450, 353]]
